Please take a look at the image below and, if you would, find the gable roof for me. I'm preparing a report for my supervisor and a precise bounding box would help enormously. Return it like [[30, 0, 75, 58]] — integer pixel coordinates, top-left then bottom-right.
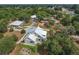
[[9, 20, 24, 26], [26, 27, 36, 34], [25, 26, 47, 40], [28, 33, 38, 42], [35, 27, 47, 39]]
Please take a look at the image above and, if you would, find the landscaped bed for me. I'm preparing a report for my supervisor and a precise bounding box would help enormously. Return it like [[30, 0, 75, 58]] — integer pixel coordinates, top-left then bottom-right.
[[12, 44, 38, 55], [20, 44, 37, 53]]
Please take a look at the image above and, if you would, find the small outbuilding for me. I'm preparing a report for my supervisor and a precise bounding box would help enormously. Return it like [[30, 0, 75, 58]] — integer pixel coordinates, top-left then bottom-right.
[[31, 15, 38, 22], [31, 15, 37, 19]]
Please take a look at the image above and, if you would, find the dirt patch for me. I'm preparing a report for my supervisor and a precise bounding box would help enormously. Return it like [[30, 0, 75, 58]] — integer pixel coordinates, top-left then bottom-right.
[[9, 44, 21, 55], [19, 48, 31, 55], [4, 30, 24, 40]]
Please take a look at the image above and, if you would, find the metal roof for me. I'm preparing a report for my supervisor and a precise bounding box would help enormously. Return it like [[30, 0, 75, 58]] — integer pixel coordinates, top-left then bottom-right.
[[35, 27, 47, 39], [28, 33, 38, 42], [31, 15, 36, 18], [9, 20, 24, 26]]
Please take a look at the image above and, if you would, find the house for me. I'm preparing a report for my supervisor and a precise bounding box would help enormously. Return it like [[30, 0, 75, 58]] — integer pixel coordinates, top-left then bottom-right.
[[8, 20, 24, 31], [31, 15, 38, 22], [24, 26, 47, 44], [35, 27, 47, 39], [24, 33, 38, 44]]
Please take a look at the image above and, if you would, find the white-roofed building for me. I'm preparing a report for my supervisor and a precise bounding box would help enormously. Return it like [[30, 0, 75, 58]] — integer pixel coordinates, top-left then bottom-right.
[[24, 33, 38, 44], [9, 20, 23, 26], [26, 26, 36, 34], [35, 27, 47, 39], [31, 15, 37, 19], [24, 26, 47, 44], [8, 20, 24, 31], [31, 15, 38, 23]]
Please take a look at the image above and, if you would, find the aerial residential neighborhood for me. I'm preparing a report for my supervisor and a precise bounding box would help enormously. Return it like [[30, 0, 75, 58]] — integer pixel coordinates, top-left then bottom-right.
[[0, 5, 79, 55]]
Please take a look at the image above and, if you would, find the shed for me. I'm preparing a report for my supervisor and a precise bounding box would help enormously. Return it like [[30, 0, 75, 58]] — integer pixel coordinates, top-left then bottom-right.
[[31, 15, 37, 19]]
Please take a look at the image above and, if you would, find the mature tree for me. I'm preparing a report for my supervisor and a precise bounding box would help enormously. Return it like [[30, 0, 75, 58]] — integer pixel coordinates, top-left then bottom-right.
[[0, 22, 7, 33], [64, 26, 76, 35], [75, 9, 79, 14], [0, 35, 17, 54], [0, 33, 4, 39], [21, 29, 26, 34], [47, 39, 63, 55], [49, 20, 55, 25], [55, 32, 79, 54], [61, 14, 72, 26], [37, 15, 44, 21], [72, 15, 79, 34], [72, 15, 79, 22], [73, 21, 79, 34], [37, 30, 79, 55], [54, 6, 62, 11], [19, 16, 30, 22]]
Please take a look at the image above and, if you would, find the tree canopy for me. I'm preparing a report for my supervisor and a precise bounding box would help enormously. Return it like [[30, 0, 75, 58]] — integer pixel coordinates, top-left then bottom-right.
[[37, 30, 79, 55], [0, 35, 17, 54]]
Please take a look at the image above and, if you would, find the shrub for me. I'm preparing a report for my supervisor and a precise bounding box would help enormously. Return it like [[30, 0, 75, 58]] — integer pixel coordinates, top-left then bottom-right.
[[0, 33, 4, 39], [21, 29, 25, 34]]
